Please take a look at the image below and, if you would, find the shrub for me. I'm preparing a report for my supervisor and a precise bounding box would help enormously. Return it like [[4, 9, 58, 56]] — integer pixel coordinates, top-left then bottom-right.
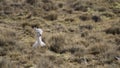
[[26, 0, 37, 5], [42, 2, 57, 11], [100, 49, 119, 64], [79, 14, 91, 21], [3, 6, 13, 15], [97, 7, 106, 12], [79, 25, 93, 30], [43, 13, 57, 21], [87, 43, 110, 55], [58, 3, 64, 8], [71, 2, 88, 12], [91, 15, 101, 22], [41, 0, 51, 3], [79, 15, 90, 21], [49, 33, 66, 53], [105, 26, 120, 35], [110, 3, 120, 17], [101, 12, 115, 18], [115, 38, 120, 45], [81, 31, 89, 37], [65, 18, 74, 22], [69, 45, 86, 57], [21, 21, 40, 28]]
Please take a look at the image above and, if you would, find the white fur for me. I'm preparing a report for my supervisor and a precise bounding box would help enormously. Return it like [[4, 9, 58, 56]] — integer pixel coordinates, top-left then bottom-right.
[[33, 28, 46, 47]]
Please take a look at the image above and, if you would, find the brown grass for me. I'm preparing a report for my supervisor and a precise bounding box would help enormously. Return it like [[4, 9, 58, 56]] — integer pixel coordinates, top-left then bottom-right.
[[0, 0, 120, 68]]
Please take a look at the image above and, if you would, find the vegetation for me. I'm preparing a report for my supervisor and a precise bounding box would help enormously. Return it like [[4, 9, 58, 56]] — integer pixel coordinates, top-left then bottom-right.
[[0, 0, 120, 68]]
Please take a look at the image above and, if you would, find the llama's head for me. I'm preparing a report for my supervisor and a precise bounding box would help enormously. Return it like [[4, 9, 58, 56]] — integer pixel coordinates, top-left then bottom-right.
[[34, 27, 43, 36]]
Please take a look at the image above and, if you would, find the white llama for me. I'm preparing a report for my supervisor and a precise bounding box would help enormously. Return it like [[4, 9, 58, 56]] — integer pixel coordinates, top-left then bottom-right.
[[33, 28, 46, 47]]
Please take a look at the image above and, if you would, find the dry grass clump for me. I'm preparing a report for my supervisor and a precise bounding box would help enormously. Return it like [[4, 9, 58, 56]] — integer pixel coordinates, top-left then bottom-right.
[[0, 57, 17, 68], [79, 14, 91, 21], [26, 0, 37, 5], [69, 0, 92, 12], [36, 55, 67, 68], [23, 26, 34, 36], [43, 12, 58, 21], [0, 27, 16, 47], [72, 3, 88, 12], [79, 13, 101, 22], [0, 0, 25, 15], [42, 1, 57, 11], [69, 45, 86, 57], [64, 18, 74, 22], [37, 56, 57, 68], [0, 27, 17, 56], [115, 38, 120, 45], [37, 59, 54, 68], [87, 42, 120, 65], [96, 6, 107, 12], [87, 43, 110, 55], [109, 1, 120, 16], [91, 15, 101, 22], [48, 33, 67, 53], [68, 0, 110, 13], [100, 50, 119, 64], [2, 6, 14, 15], [79, 25, 93, 30], [21, 21, 40, 28], [46, 32, 87, 57], [105, 26, 120, 35], [101, 11, 116, 18]]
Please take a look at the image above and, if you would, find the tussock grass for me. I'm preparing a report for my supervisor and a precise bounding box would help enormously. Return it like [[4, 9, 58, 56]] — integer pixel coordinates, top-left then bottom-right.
[[105, 26, 120, 35], [0, 57, 17, 68], [37, 57, 55, 68], [0, 0, 120, 68], [48, 32, 67, 53], [87, 43, 110, 55], [0, 27, 16, 47]]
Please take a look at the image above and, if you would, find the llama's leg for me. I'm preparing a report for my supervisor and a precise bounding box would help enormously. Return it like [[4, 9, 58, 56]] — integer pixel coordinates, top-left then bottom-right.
[[33, 41, 39, 47], [41, 41, 46, 46], [39, 36, 46, 46]]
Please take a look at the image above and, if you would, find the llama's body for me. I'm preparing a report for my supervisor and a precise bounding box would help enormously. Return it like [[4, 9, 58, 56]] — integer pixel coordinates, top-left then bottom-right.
[[33, 28, 45, 47]]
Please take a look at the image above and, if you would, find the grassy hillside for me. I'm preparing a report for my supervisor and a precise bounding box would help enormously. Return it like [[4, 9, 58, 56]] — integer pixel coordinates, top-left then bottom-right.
[[0, 0, 120, 68]]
